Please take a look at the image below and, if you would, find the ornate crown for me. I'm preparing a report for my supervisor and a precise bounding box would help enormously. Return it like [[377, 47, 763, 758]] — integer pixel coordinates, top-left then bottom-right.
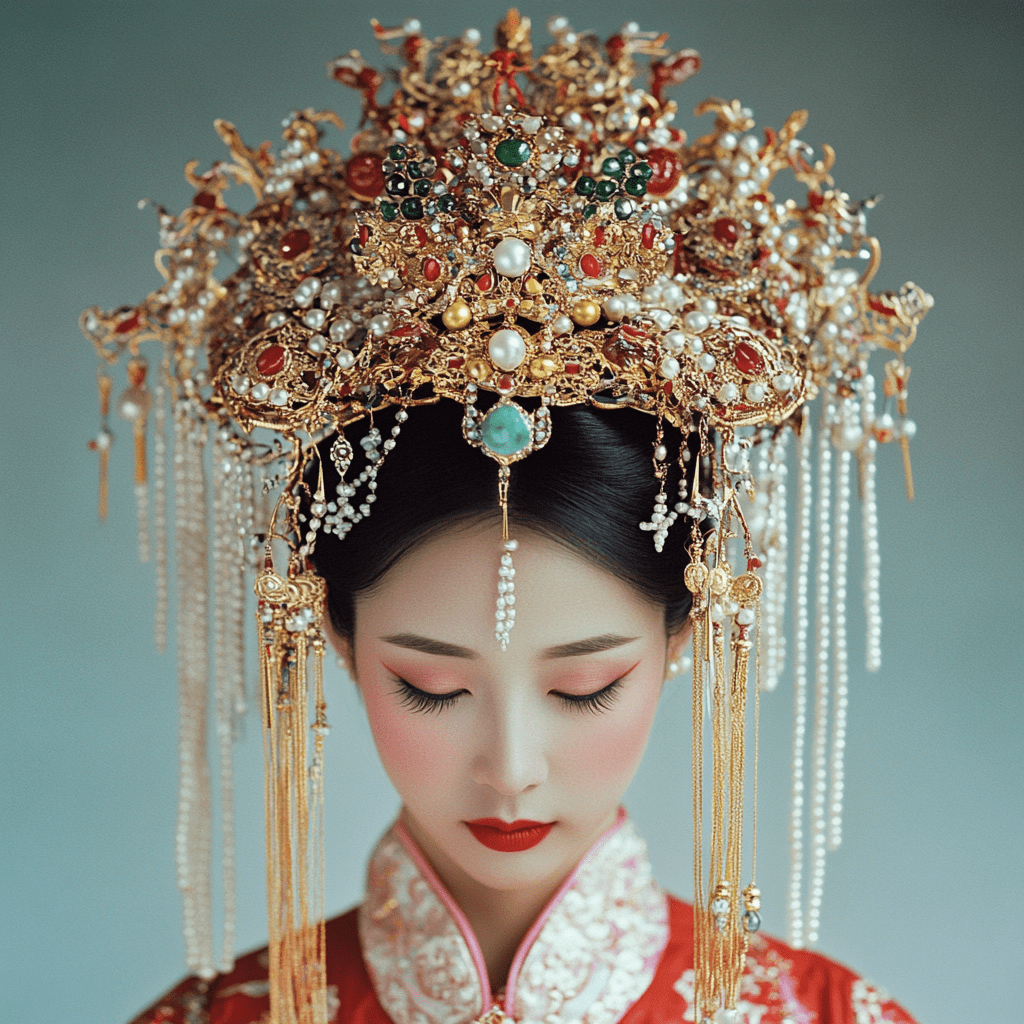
[[81, 12, 930, 1024]]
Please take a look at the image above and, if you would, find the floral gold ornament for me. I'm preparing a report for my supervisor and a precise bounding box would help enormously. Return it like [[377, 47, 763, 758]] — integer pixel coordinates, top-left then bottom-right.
[[81, 10, 930, 1024]]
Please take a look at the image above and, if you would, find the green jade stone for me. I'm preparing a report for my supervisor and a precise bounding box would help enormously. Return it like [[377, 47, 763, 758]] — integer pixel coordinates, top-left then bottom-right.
[[632, 162, 653, 181], [495, 138, 531, 167], [618, 149, 636, 166], [574, 175, 597, 197], [624, 177, 648, 197], [601, 157, 624, 180], [400, 197, 424, 220], [479, 403, 532, 457], [596, 179, 618, 200], [389, 144, 407, 161], [437, 195, 456, 213], [380, 201, 399, 222], [413, 179, 431, 197], [582, 203, 598, 220], [406, 161, 423, 179]]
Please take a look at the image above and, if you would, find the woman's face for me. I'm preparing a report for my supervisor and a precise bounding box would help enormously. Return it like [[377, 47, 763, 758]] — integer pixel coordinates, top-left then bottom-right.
[[343, 524, 680, 899]]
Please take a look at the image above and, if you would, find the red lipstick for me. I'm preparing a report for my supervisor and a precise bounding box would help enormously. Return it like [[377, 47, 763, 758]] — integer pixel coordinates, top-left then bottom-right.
[[465, 818, 554, 852]]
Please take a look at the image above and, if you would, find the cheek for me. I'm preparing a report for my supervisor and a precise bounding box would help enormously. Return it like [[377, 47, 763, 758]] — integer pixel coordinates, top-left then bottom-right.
[[557, 675, 661, 786], [361, 681, 462, 796]]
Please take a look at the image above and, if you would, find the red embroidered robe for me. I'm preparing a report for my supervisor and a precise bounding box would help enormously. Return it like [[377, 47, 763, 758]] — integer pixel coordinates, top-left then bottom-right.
[[129, 813, 918, 1024]]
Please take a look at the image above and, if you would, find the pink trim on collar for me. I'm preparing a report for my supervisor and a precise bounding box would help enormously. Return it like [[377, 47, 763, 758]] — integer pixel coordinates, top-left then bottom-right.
[[503, 807, 627, 1017], [393, 818, 493, 1016]]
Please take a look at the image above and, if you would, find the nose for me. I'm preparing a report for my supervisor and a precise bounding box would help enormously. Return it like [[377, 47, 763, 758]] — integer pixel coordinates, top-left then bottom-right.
[[470, 695, 548, 797]]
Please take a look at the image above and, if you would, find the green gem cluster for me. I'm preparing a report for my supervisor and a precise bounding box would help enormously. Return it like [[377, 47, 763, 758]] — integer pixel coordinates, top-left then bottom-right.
[[378, 143, 455, 222], [573, 148, 652, 221]]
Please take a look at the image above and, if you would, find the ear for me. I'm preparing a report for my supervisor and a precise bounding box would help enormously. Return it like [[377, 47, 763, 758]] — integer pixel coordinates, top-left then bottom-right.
[[321, 600, 357, 682]]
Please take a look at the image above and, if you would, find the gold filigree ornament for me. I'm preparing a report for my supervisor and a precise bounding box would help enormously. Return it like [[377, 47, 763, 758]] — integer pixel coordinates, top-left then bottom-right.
[[81, 10, 931, 1023]]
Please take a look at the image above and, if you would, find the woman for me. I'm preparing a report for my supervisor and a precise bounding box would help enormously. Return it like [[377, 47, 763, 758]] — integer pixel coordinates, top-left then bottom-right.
[[122, 406, 917, 1024], [80, 12, 930, 1024]]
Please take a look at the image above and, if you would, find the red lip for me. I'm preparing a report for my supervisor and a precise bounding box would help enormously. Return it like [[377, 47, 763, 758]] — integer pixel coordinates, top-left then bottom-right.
[[465, 818, 555, 852]]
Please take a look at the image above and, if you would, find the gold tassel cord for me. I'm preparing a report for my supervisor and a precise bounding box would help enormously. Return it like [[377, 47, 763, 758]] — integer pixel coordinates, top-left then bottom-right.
[[256, 558, 329, 1024]]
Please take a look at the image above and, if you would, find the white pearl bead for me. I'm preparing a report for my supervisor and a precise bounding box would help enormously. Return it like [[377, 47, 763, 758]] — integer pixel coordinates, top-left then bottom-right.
[[602, 295, 626, 321], [697, 353, 716, 372], [308, 334, 326, 354], [773, 372, 794, 393], [488, 328, 527, 371], [683, 310, 709, 332], [330, 318, 355, 342], [716, 382, 739, 403], [687, 336, 704, 355], [250, 382, 269, 401], [492, 237, 532, 277], [303, 308, 326, 330], [698, 297, 718, 316], [736, 607, 756, 625], [650, 309, 673, 330], [336, 349, 355, 369], [745, 382, 765, 403], [661, 330, 686, 355], [655, 445, 668, 461], [367, 314, 393, 337], [552, 314, 573, 336], [231, 374, 250, 395], [461, 27, 481, 45], [320, 281, 342, 308], [659, 355, 680, 379]]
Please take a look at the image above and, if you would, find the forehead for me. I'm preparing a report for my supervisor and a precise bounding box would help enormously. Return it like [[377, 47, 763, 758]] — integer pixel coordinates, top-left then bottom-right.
[[353, 524, 663, 651]]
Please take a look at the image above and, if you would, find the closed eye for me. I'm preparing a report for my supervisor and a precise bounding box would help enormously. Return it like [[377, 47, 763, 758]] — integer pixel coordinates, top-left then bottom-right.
[[392, 677, 467, 715], [553, 677, 624, 714]]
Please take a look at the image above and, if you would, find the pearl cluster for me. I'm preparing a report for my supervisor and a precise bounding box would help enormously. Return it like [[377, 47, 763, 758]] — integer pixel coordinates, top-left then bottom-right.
[[496, 537, 518, 650]]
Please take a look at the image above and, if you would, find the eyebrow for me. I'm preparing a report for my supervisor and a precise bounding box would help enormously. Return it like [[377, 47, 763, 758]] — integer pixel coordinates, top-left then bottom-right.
[[379, 632, 640, 660]]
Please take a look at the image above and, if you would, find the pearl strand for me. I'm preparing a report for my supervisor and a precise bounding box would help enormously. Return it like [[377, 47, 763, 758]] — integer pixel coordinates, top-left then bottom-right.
[[860, 372, 882, 672], [806, 402, 835, 946], [135, 480, 151, 563], [762, 431, 789, 692], [153, 377, 168, 652], [174, 406, 215, 979], [829, 448, 851, 852], [788, 416, 813, 949]]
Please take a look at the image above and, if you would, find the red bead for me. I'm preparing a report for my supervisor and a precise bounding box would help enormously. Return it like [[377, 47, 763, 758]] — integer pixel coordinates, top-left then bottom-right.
[[595, 228, 607, 247], [564, 362, 581, 375], [193, 191, 217, 210], [580, 253, 603, 277], [644, 147, 684, 196], [747, 556, 762, 571], [733, 341, 764, 376], [641, 223, 656, 249], [345, 154, 385, 200], [114, 312, 140, 334], [447, 356, 464, 369], [423, 258, 441, 282], [713, 218, 739, 247], [279, 229, 311, 260], [358, 224, 370, 246], [497, 374, 515, 392], [414, 226, 429, 248], [476, 274, 493, 292], [256, 344, 286, 376]]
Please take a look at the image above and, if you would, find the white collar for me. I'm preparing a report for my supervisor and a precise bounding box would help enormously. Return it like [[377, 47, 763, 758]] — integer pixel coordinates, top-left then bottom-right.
[[358, 810, 669, 1024]]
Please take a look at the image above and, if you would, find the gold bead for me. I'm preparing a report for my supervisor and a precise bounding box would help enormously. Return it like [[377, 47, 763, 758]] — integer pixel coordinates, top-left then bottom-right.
[[571, 298, 601, 326], [464, 358, 491, 382], [529, 355, 558, 379], [442, 300, 472, 330]]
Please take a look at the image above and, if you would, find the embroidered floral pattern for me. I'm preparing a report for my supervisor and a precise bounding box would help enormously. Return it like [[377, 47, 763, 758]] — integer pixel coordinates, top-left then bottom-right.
[[359, 816, 669, 1024]]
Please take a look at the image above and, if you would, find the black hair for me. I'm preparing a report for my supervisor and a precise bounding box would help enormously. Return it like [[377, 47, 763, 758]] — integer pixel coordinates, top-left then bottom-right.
[[307, 399, 697, 643]]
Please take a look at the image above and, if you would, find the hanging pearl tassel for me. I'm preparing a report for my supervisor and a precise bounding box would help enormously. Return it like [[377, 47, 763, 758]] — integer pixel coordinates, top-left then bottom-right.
[[174, 405, 215, 979], [829, 448, 852, 853], [805, 402, 835, 946], [153, 376, 169, 653], [788, 414, 813, 949], [496, 538, 518, 649]]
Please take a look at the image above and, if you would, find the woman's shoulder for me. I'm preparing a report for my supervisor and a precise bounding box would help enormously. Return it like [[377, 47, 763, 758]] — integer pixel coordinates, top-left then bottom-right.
[[126, 907, 383, 1024], [626, 894, 918, 1024]]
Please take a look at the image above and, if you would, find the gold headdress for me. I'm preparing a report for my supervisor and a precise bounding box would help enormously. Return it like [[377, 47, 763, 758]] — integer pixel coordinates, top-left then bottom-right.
[[81, 12, 930, 1024]]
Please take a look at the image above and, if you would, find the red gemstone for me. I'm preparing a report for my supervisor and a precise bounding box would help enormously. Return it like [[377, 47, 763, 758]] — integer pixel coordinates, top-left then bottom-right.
[[807, 190, 825, 210], [447, 356, 465, 369], [564, 362, 581, 375], [641, 223, 656, 249], [869, 296, 898, 317], [279, 229, 311, 260], [358, 224, 370, 246], [580, 253, 603, 278], [603, 334, 644, 368], [414, 226, 429, 248], [256, 344, 286, 376], [423, 258, 441, 282], [747, 556, 762, 571], [595, 228, 607, 247], [733, 342, 764, 376], [345, 153, 386, 200], [114, 312, 140, 334], [713, 218, 739, 247], [476, 274, 493, 292], [644, 147, 684, 196], [193, 191, 217, 210], [497, 374, 515, 392]]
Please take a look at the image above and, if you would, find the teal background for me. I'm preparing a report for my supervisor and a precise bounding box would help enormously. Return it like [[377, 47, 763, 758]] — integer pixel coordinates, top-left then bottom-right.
[[2, 1, 1021, 1021]]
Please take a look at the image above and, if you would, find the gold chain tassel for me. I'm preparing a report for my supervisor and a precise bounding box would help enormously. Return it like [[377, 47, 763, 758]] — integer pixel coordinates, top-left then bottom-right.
[[255, 556, 329, 1024]]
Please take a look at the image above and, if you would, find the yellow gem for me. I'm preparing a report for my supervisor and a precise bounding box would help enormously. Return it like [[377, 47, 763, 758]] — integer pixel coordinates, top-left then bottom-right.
[[524, 276, 543, 296], [571, 299, 601, 326], [442, 300, 472, 330], [465, 358, 492, 382], [530, 355, 558, 379]]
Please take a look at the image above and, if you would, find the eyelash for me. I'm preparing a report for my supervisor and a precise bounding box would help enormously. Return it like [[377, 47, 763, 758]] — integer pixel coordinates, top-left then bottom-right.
[[391, 676, 625, 715]]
